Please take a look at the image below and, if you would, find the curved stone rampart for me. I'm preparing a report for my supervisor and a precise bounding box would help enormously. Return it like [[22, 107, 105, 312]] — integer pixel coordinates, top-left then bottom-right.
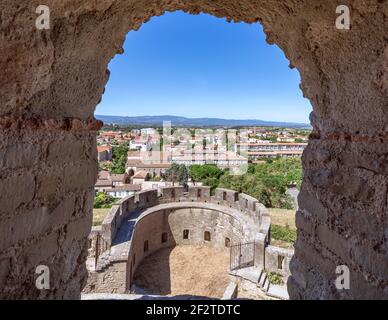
[[97, 186, 269, 250], [2, 0, 386, 300], [84, 187, 271, 293]]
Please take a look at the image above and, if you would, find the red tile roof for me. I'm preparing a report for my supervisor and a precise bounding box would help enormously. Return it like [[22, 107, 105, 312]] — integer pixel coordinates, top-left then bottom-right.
[[97, 146, 111, 153]]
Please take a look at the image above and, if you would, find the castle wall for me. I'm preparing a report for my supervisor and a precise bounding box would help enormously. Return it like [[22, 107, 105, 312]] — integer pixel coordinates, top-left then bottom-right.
[[1, 0, 386, 300], [83, 261, 127, 294], [265, 246, 294, 278], [86, 186, 269, 293], [97, 186, 269, 251], [126, 204, 251, 290]]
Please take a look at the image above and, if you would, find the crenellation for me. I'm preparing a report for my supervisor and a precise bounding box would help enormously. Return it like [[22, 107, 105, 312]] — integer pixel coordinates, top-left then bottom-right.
[[0, 0, 386, 300], [160, 186, 185, 202], [214, 188, 239, 206], [188, 186, 211, 202], [85, 188, 291, 296], [136, 189, 159, 209]]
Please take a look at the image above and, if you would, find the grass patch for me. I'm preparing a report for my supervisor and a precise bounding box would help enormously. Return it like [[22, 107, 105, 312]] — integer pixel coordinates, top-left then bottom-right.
[[93, 208, 110, 226], [266, 271, 284, 285], [268, 208, 296, 230], [271, 224, 296, 244], [94, 192, 118, 209]]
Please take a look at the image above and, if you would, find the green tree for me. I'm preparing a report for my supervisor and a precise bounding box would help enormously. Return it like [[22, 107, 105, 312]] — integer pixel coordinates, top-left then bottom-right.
[[94, 192, 118, 209], [189, 164, 224, 181], [110, 142, 129, 174], [165, 163, 189, 188], [218, 158, 302, 209], [189, 164, 225, 192]]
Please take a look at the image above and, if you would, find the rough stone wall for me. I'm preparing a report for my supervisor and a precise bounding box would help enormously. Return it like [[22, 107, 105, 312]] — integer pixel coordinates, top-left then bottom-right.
[[160, 186, 184, 200], [188, 186, 211, 202], [0, 124, 98, 299], [167, 207, 246, 247], [265, 246, 294, 278], [1, 0, 387, 299], [214, 188, 239, 205], [83, 261, 127, 294], [95, 205, 249, 292], [97, 187, 269, 251], [85, 192, 274, 294]]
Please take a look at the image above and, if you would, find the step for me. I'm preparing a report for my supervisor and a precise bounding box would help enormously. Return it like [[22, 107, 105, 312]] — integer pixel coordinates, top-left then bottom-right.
[[222, 282, 238, 300], [267, 284, 289, 300], [257, 269, 265, 286], [258, 272, 267, 288], [229, 266, 262, 284], [262, 276, 270, 292]]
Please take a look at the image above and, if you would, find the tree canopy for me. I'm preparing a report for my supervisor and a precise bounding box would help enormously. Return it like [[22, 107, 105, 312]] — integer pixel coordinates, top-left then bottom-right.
[[109, 143, 129, 174], [164, 163, 189, 188], [93, 192, 118, 209], [188, 158, 302, 209]]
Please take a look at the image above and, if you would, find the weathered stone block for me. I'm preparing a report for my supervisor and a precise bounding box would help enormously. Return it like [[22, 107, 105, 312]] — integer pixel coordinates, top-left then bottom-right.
[[63, 162, 98, 192], [295, 210, 315, 235], [47, 140, 86, 163], [316, 224, 350, 262], [0, 173, 35, 215], [0, 143, 40, 169]]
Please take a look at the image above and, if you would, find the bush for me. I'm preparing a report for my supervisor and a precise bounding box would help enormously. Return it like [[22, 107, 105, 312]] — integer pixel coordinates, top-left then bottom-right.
[[110, 143, 129, 174], [94, 192, 118, 209], [187, 158, 302, 209], [270, 224, 297, 244], [266, 271, 284, 285], [189, 164, 224, 182], [149, 175, 161, 181], [218, 158, 302, 209], [165, 163, 189, 188]]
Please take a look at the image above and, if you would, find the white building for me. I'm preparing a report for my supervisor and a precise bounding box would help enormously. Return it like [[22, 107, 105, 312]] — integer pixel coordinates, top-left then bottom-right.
[[141, 128, 157, 136], [236, 142, 307, 159], [172, 150, 248, 169], [129, 138, 151, 152], [105, 184, 141, 198]]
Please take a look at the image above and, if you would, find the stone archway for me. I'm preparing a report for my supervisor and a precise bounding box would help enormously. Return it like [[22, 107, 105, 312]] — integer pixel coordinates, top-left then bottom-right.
[[0, 0, 387, 300]]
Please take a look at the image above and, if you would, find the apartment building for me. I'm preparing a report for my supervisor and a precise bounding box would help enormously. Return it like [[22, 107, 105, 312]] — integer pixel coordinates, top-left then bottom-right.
[[172, 150, 248, 169], [236, 142, 307, 159]]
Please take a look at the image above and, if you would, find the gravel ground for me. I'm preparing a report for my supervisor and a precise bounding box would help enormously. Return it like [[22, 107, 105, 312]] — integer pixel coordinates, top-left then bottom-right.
[[132, 245, 230, 298]]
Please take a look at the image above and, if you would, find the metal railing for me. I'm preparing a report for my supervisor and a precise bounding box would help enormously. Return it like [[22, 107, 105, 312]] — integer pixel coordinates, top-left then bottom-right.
[[94, 233, 109, 268], [230, 242, 255, 271]]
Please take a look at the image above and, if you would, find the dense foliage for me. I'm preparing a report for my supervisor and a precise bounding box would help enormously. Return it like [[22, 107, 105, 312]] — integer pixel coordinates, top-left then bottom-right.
[[109, 143, 129, 174], [93, 192, 118, 209], [165, 163, 189, 188], [189, 165, 225, 191], [270, 224, 297, 244], [189, 158, 302, 209], [266, 271, 284, 285]]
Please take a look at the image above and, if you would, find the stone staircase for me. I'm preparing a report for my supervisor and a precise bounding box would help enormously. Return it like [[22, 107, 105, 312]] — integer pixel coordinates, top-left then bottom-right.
[[257, 269, 270, 292], [96, 250, 113, 272], [229, 266, 289, 300], [229, 266, 268, 291]]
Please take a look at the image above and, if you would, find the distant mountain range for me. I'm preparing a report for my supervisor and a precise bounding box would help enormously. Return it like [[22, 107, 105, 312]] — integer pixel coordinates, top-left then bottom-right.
[[95, 115, 311, 129]]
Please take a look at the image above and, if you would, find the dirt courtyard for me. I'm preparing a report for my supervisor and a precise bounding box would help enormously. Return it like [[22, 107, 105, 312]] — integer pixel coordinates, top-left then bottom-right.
[[132, 245, 231, 298]]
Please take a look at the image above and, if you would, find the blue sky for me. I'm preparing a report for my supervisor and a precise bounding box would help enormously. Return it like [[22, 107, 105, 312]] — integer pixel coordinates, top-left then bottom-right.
[[95, 11, 312, 123]]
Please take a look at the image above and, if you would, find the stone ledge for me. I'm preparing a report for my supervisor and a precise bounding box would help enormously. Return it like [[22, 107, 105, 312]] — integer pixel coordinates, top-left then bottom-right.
[[0, 116, 103, 132]]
